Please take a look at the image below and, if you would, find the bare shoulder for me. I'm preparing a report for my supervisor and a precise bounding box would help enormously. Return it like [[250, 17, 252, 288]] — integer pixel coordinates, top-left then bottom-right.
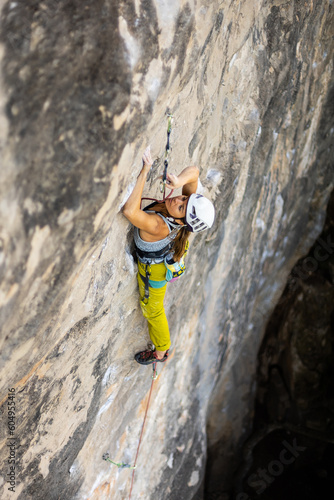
[[139, 212, 170, 242]]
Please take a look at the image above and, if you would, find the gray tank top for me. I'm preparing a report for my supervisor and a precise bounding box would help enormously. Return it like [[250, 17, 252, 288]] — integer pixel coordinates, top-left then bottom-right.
[[134, 211, 181, 264]]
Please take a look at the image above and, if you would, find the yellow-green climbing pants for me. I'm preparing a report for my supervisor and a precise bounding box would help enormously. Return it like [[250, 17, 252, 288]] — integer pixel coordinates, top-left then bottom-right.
[[137, 261, 171, 352]]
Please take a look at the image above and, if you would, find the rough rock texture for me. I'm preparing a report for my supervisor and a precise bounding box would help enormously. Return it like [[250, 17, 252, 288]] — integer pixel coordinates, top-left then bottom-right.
[[0, 1, 333, 499]]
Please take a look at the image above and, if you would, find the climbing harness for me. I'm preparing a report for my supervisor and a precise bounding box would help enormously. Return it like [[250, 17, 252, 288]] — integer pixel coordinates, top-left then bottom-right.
[[134, 203, 181, 265], [135, 211, 187, 303]]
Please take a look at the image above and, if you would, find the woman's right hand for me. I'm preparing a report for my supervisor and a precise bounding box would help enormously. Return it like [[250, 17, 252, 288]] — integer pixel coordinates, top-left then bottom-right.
[[142, 146, 153, 169]]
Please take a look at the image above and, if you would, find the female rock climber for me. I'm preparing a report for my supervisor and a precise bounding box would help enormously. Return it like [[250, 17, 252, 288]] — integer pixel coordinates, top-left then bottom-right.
[[123, 147, 215, 365]]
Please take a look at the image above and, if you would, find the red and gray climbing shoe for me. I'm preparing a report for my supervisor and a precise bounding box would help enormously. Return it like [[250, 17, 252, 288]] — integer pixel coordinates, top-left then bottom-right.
[[135, 348, 169, 365]]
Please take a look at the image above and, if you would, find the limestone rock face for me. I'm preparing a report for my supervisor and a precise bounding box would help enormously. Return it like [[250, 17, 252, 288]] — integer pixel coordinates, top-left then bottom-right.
[[0, 1, 333, 499]]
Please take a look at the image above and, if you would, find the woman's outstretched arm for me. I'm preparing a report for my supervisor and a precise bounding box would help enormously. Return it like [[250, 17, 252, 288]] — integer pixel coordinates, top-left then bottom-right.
[[122, 149, 162, 234]]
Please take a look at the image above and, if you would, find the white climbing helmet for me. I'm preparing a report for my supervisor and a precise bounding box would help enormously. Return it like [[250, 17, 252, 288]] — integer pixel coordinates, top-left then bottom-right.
[[185, 194, 215, 232]]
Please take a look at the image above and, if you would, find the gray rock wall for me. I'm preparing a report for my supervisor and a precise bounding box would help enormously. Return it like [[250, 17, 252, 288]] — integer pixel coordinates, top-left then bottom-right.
[[0, 1, 333, 499]]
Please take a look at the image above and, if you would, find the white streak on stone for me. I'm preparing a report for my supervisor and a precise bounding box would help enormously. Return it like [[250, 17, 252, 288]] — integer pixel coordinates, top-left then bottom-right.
[[125, 249, 135, 276], [57, 207, 81, 226], [188, 470, 199, 487], [167, 453, 174, 469], [229, 53, 238, 69], [119, 182, 135, 210], [102, 366, 113, 386], [255, 217, 265, 230], [261, 248, 274, 261], [69, 461, 80, 476], [89, 471, 109, 498], [98, 394, 116, 416], [197, 178, 205, 194], [155, 0, 180, 50], [249, 108, 260, 122], [144, 59, 163, 102], [25, 225, 51, 280], [134, 0, 140, 17], [206, 169, 222, 184], [119, 16, 140, 70]]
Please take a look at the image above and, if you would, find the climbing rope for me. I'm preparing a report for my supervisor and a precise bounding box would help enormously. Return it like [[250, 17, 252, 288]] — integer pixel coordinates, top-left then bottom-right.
[[102, 362, 158, 499], [128, 362, 157, 499], [141, 114, 174, 207]]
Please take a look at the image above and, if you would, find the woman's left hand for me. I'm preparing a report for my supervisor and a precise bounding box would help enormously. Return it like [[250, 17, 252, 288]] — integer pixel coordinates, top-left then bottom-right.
[[166, 173, 180, 189]]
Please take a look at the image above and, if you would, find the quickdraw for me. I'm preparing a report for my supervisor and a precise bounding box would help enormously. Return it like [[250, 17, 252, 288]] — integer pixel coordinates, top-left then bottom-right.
[[141, 114, 174, 208], [102, 453, 137, 470], [160, 114, 173, 198]]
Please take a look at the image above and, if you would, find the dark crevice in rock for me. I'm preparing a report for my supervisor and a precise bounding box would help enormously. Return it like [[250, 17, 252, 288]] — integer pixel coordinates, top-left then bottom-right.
[[204, 189, 334, 499], [232, 189, 334, 499]]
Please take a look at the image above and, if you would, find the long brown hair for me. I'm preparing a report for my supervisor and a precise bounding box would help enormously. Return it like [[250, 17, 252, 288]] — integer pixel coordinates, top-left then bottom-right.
[[153, 202, 190, 261]]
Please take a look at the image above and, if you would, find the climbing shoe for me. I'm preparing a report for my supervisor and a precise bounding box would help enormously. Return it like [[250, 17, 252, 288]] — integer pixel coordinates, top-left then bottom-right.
[[135, 348, 169, 365]]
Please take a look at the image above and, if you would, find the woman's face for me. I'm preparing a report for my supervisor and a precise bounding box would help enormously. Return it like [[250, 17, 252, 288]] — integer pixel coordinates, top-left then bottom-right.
[[166, 195, 188, 220]]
